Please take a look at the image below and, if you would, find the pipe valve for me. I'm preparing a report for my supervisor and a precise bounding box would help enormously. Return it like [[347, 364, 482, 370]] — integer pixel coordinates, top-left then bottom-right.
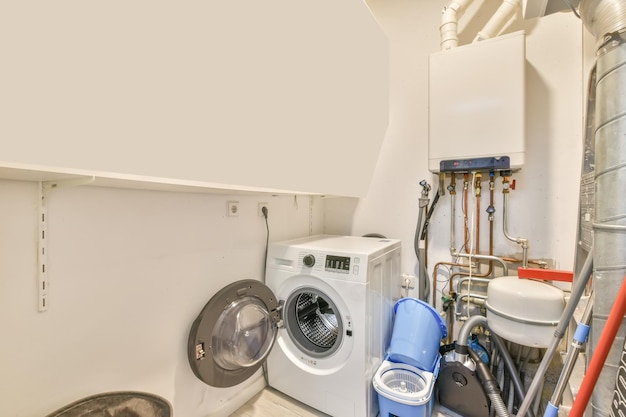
[[419, 180, 431, 198]]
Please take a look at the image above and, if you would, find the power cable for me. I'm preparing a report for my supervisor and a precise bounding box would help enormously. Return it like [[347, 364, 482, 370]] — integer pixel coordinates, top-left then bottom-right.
[[261, 205, 270, 386]]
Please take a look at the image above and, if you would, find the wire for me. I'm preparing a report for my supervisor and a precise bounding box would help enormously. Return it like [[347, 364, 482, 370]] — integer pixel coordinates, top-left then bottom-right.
[[262, 206, 269, 284], [261, 206, 270, 386]]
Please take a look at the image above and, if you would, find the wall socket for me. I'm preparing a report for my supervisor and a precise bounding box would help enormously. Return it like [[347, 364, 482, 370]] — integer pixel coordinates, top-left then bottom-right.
[[258, 202, 268, 217], [227, 201, 239, 217]]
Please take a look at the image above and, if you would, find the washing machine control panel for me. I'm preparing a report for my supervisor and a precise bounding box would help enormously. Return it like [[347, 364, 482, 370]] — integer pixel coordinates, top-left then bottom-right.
[[324, 255, 350, 273], [299, 252, 361, 277]]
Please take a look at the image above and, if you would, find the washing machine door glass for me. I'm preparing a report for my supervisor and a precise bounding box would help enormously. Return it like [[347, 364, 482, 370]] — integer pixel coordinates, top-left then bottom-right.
[[283, 287, 343, 357], [212, 296, 275, 370], [187, 279, 280, 388]]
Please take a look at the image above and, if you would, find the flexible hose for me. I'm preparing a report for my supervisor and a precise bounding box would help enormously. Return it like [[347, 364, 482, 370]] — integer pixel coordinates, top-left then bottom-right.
[[456, 314, 489, 353], [468, 347, 510, 417], [516, 250, 593, 416], [489, 392, 511, 417], [414, 203, 424, 261], [414, 203, 429, 301], [569, 275, 626, 416], [420, 189, 440, 240], [490, 333, 534, 417]]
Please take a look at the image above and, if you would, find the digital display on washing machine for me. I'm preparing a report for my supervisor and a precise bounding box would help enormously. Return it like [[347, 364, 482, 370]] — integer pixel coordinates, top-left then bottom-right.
[[325, 255, 350, 273]]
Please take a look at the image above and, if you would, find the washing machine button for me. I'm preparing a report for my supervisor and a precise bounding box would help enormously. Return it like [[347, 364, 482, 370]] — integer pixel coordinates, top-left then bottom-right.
[[303, 254, 316, 267]]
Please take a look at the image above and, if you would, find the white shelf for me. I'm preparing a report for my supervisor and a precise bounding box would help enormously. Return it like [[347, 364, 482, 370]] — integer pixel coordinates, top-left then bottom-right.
[[0, 162, 325, 196], [1, 0, 389, 199]]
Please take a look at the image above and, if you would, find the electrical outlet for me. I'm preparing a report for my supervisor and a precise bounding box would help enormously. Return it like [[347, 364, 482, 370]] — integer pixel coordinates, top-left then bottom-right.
[[401, 274, 415, 290], [258, 202, 268, 217], [227, 201, 239, 217]]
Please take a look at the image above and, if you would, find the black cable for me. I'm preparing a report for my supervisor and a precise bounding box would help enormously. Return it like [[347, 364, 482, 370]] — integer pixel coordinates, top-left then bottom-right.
[[262, 206, 269, 284], [261, 205, 270, 386]]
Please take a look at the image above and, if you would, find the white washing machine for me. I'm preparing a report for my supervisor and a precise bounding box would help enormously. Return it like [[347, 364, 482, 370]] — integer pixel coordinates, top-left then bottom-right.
[[187, 235, 401, 417]]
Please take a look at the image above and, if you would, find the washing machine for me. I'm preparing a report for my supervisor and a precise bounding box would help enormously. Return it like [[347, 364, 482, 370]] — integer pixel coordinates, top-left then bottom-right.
[[187, 235, 401, 417]]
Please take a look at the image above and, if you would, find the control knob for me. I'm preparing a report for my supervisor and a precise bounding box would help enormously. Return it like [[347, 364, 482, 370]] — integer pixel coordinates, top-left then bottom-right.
[[303, 254, 316, 267]]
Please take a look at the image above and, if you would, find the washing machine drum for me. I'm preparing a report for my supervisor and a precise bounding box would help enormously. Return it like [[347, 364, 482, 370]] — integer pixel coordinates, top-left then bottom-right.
[[187, 280, 280, 388], [283, 289, 343, 356]]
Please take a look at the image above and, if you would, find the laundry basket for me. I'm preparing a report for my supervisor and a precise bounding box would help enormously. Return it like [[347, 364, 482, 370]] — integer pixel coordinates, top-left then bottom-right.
[[373, 360, 438, 417], [45, 391, 172, 417]]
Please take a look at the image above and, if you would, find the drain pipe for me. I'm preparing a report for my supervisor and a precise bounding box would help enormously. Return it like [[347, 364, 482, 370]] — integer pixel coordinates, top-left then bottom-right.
[[441, 0, 476, 50], [502, 176, 529, 268], [474, 0, 522, 42]]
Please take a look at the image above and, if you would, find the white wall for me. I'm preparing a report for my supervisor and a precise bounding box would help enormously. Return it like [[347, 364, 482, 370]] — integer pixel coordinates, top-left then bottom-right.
[[0, 2, 598, 416], [0, 179, 324, 417], [326, 1, 592, 304]]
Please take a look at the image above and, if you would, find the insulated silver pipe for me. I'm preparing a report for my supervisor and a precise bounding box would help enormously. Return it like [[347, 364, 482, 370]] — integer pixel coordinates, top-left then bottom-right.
[[580, 3, 626, 414], [589, 31, 626, 416], [579, 1, 626, 413], [580, 1, 626, 45]]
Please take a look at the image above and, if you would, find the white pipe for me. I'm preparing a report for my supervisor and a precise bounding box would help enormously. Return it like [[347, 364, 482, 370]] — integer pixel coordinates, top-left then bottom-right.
[[474, 0, 521, 43], [502, 191, 529, 267], [440, 0, 476, 50]]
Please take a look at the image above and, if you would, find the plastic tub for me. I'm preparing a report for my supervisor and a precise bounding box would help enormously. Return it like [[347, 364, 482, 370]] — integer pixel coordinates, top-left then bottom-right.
[[373, 359, 439, 417], [388, 298, 447, 371]]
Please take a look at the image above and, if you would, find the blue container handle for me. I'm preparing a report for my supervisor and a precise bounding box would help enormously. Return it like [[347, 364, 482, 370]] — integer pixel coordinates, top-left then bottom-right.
[[394, 297, 448, 339]]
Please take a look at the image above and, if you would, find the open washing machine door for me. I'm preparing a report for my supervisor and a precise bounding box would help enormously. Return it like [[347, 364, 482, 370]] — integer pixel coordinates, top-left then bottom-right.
[[187, 279, 280, 388]]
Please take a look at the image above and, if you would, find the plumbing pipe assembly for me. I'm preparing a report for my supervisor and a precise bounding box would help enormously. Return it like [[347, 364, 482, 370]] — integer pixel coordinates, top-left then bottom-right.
[[422, 1, 626, 415]]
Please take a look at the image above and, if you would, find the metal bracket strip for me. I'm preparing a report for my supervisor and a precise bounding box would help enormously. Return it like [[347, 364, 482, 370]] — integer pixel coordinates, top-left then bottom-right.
[[37, 176, 95, 312]]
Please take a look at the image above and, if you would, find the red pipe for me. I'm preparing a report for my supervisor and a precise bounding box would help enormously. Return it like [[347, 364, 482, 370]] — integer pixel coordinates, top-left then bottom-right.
[[569, 275, 626, 416]]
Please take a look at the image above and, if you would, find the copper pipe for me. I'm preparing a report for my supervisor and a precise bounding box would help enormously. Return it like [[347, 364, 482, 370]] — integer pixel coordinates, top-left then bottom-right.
[[449, 173, 457, 253], [458, 175, 496, 280], [488, 176, 495, 273], [463, 173, 469, 253], [475, 173, 482, 254], [432, 261, 467, 310], [450, 269, 492, 284], [433, 260, 468, 344]]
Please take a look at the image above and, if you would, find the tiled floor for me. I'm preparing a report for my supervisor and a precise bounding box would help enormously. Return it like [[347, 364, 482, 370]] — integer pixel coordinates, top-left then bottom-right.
[[229, 387, 464, 417], [229, 388, 329, 417]]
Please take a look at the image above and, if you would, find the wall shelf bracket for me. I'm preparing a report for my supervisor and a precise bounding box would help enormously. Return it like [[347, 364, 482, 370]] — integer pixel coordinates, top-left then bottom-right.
[[37, 176, 95, 312]]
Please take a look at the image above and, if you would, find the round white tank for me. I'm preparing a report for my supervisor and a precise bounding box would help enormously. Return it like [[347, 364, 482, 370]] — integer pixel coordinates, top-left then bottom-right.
[[485, 276, 565, 347]]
